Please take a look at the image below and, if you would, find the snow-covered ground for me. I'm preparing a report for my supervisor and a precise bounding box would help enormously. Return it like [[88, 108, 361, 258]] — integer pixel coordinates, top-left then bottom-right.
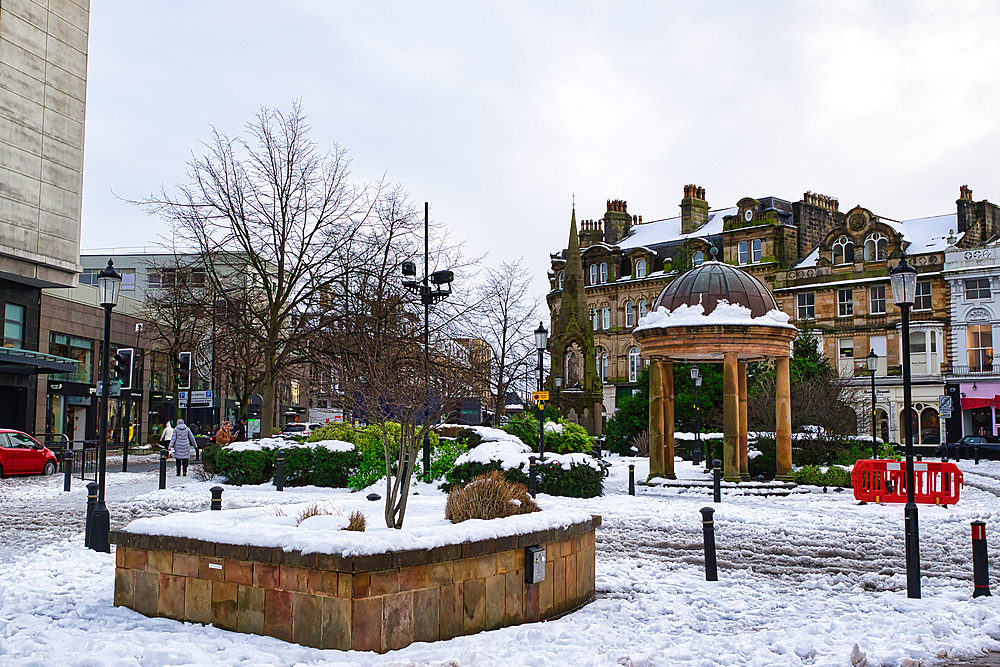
[[2, 457, 1000, 666]]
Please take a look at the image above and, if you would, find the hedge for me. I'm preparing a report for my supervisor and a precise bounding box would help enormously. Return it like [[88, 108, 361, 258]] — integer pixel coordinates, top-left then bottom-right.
[[216, 443, 359, 488], [442, 457, 607, 498]]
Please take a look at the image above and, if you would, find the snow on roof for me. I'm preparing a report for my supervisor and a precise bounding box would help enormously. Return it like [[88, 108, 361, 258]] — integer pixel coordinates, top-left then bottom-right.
[[794, 246, 820, 268], [635, 299, 797, 331], [618, 207, 738, 250]]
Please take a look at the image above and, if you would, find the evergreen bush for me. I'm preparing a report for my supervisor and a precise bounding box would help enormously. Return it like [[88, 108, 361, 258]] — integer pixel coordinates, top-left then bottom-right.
[[200, 444, 221, 475], [544, 421, 595, 454], [443, 457, 606, 498], [216, 448, 274, 485]]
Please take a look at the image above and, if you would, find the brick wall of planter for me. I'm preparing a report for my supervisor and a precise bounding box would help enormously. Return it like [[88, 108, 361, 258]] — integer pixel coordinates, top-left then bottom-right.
[[109, 515, 599, 653]]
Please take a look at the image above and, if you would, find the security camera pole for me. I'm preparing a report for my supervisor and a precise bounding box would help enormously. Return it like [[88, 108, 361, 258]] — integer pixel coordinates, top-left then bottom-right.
[[402, 203, 455, 476]]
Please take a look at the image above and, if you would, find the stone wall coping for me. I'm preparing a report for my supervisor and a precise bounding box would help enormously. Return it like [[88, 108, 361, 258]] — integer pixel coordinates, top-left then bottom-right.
[[110, 514, 601, 573]]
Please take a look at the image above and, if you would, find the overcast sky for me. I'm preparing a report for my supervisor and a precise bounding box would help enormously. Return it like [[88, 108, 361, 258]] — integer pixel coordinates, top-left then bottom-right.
[[81, 1, 1000, 299]]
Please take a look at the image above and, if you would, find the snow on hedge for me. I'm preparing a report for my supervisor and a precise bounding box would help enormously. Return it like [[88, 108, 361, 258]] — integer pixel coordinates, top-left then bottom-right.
[[636, 299, 796, 331], [455, 440, 601, 471], [123, 502, 594, 557], [224, 438, 354, 453]]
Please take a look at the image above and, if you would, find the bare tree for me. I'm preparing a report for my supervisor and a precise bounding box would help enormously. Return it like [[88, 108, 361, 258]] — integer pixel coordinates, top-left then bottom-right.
[[472, 259, 538, 422], [143, 102, 373, 436]]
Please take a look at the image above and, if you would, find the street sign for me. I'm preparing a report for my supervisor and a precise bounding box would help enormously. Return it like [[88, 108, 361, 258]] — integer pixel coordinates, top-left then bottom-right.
[[96, 380, 122, 397], [532, 391, 549, 403], [178, 390, 213, 406], [939, 395, 952, 419]]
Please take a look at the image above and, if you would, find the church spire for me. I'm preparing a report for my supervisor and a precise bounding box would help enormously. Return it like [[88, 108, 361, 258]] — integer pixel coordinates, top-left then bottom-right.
[[556, 206, 590, 345]]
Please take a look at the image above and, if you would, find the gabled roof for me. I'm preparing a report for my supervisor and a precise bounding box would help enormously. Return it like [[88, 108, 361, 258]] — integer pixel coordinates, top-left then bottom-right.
[[618, 207, 739, 251]]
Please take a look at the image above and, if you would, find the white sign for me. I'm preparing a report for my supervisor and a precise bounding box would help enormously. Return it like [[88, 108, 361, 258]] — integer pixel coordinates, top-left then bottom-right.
[[178, 390, 213, 406], [96, 380, 122, 397], [939, 395, 952, 419]]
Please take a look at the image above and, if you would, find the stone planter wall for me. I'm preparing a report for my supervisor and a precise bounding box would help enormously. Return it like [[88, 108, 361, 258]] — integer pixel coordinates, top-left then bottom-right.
[[109, 515, 599, 653]]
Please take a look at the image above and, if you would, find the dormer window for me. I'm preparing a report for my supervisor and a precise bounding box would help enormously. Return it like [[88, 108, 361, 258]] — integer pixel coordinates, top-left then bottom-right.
[[693, 251, 704, 266], [864, 232, 888, 261], [589, 264, 598, 285], [833, 236, 855, 265], [635, 259, 647, 279], [600, 262, 609, 283]]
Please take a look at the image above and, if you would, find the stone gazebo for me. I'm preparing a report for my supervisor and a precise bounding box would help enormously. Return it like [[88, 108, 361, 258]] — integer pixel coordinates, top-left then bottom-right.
[[633, 258, 798, 482]]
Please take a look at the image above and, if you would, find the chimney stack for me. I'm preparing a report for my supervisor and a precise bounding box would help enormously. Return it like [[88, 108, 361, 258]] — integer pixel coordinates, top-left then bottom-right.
[[680, 184, 709, 234]]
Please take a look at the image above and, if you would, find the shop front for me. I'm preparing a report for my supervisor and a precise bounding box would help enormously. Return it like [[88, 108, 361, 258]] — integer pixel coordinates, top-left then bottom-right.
[[957, 381, 1000, 438]]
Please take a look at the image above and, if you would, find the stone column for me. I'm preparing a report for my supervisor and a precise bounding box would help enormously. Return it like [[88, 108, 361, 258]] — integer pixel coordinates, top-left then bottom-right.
[[776, 355, 793, 481], [723, 352, 740, 482], [738, 360, 749, 481], [663, 360, 676, 480], [648, 359, 665, 477]]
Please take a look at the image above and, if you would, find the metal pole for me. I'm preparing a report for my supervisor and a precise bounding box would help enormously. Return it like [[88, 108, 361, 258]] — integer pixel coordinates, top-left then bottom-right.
[[713, 458, 722, 503], [211, 486, 224, 510], [63, 449, 73, 492], [84, 481, 99, 548], [972, 521, 992, 598], [537, 347, 545, 460], [628, 464, 635, 496], [275, 448, 285, 492], [89, 305, 113, 553], [871, 368, 878, 459], [901, 303, 921, 599], [528, 455, 537, 498], [701, 506, 718, 581], [423, 201, 432, 477], [159, 448, 168, 490]]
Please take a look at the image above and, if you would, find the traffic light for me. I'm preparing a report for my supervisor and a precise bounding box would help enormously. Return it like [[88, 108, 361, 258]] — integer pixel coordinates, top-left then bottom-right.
[[113, 348, 134, 390], [177, 351, 192, 390]]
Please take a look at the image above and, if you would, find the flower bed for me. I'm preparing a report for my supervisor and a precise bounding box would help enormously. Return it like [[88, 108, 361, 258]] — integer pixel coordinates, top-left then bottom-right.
[[109, 505, 598, 652]]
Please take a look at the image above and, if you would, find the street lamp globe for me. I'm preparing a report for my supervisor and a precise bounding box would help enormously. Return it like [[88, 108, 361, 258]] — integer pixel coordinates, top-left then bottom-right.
[[554, 375, 562, 388], [97, 259, 122, 308], [889, 254, 917, 306], [534, 322, 548, 351], [866, 349, 878, 372], [690, 364, 700, 381]]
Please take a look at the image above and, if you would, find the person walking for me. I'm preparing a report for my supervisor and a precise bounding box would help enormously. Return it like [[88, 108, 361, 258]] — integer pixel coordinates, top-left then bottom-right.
[[233, 420, 246, 442], [160, 421, 173, 449], [170, 418, 196, 476], [215, 422, 233, 448]]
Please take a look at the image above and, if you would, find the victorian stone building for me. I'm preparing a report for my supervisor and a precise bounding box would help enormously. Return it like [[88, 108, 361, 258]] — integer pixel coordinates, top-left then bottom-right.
[[547, 183, 993, 443]]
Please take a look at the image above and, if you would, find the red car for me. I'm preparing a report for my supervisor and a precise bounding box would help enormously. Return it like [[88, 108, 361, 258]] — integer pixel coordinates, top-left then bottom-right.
[[0, 430, 58, 477]]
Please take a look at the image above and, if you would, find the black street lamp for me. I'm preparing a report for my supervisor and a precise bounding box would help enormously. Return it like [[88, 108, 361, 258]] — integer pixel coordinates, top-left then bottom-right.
[[402, 202, 454, 477], [890, 252, 920, 599], [89, 259, 121, 553], [691, 365, 704, 465], [554, 374, 562, 415], [535, 322, 548, 460], [866, 349, 878, 459]]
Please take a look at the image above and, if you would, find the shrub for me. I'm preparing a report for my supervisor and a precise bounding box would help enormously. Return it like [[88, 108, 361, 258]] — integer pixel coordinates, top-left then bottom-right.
[[793, 465, 825, 486], [823, 465, 852, 487], [748, 436, 777, 478], [200, 444, 221, 475], [502, 413, 539, 449], [423, 438, 469, 482], [348, 432, 387, 491], [457, 428, 482, 448], [443, 457, 606, 498], [216, 448, 274, 485], [282, 446, 358, 488], [443, 461, 527, 492], [444, 471, 540, 523], [346, 510, 367, 532], [544, 421, 594, 454]]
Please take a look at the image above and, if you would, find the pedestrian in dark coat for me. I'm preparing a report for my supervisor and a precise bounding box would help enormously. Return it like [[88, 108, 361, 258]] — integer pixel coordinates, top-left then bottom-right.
[[170, 419, 197, 476]]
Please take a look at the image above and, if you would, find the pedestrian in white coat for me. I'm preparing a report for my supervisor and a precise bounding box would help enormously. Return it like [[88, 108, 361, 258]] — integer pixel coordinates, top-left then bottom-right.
[[170, 419, 196, 476]]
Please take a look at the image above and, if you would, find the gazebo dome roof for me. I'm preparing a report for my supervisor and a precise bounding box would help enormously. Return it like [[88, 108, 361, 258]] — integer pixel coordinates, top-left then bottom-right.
[[653, 259, 777, 318]]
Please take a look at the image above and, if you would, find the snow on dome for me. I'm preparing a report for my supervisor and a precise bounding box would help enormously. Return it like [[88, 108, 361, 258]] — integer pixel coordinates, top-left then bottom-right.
[[636, 299, 797, 331]]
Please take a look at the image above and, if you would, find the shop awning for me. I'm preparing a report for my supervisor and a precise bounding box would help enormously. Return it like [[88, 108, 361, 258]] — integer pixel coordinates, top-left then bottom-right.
[[961, 396, 1000, 411], [0, 347, 78, 375]]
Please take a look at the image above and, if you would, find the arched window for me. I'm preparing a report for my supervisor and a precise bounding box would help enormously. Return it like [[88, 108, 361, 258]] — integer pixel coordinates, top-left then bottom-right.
[[635, 259, 647, 279], [589, 264, 598, 285], [876, 408, 889, 444], [920, 408, 940, 445], [900, 408, 918, 442], [596, 347, 608, 383], [638, 299, 648, 319], [693, 251, 704, 266], [558, 272, 565, 290], [600, 262, 609, 283], [591, 308, 599, 331], [864, 232, 888, 261], [833, 236, 855, 265], [628, 347, 641, 382], [624, 301, 634, 327]]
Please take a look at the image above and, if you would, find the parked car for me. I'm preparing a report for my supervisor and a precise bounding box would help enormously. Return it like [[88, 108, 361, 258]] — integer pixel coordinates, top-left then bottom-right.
[[937, 435, 1000, 460], [280, 422, 322, 437], [0, 430, 58, 477]]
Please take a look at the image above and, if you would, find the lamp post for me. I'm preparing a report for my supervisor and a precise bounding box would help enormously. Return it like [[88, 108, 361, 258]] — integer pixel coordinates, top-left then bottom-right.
[[866, 349, 878, 459], [890, 252, 920, 599], [691, 365, 704, 464], [89, 259, 121, 553], [401, 202, 454, 477], [535, 323, 548, 460], [554, 374, 562, 416]]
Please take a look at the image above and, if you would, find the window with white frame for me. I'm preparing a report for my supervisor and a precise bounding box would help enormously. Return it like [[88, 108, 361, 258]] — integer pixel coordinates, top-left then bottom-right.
[[797, 292, 815, 319], [638, 299, 647, 319], [635, 259, 647, 278], [915, 281, 932, 310], [751, 239, 762, 263], [596, 347, 608, 383], [591, 308, 599, 330], [628, 347, 641, 382], [864, 232, 888, 261], [589, 264, 598, 285], [624, 301, 634, 327], [833, 236, 855, 265], [837, 288, 853, 317], [601, 306, 611, 329], [838, 338, 854, 377], [600, 262, 609, 283], [558, 272, 565, 290], [869, 285, 886, 315], [968, 325, 993, 372], [738, 241, 749, 265], [966, 278, 991, 300]]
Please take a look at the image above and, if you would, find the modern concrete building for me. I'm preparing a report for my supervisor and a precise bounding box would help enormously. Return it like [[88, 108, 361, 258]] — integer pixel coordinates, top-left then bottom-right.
[[0, 0, 90, 431]]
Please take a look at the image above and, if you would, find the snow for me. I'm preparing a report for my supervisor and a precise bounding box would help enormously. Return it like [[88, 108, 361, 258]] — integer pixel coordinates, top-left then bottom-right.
[[225, 438, 355, 452], [3, 456, 1000, 666], [618, 207, 739, 250], [635, 297, 798, 331], [454, 439, 603, 471]]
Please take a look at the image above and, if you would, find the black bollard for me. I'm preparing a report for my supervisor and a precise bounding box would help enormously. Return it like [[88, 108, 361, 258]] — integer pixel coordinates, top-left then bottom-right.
[[713, 459, 722, 503], [596, 437, 603, 459], [528, 456, 537, 498], [691, 446, 704, 468], [917, 454, 922, 462], [972, 521, 992, 598], [701, 506, 718, 581], [975, 446, 980, 465], [84, 481, 99, 548], [275, 449, 285, 492], [63, 449, 73, 493], [159, 448, 168, 490], [628, 464, 635, 496], [211, 486, 224, 510]]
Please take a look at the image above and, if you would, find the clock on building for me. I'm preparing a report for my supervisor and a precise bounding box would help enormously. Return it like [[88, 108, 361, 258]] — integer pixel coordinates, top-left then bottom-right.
[[744, 209, 754, 222]]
